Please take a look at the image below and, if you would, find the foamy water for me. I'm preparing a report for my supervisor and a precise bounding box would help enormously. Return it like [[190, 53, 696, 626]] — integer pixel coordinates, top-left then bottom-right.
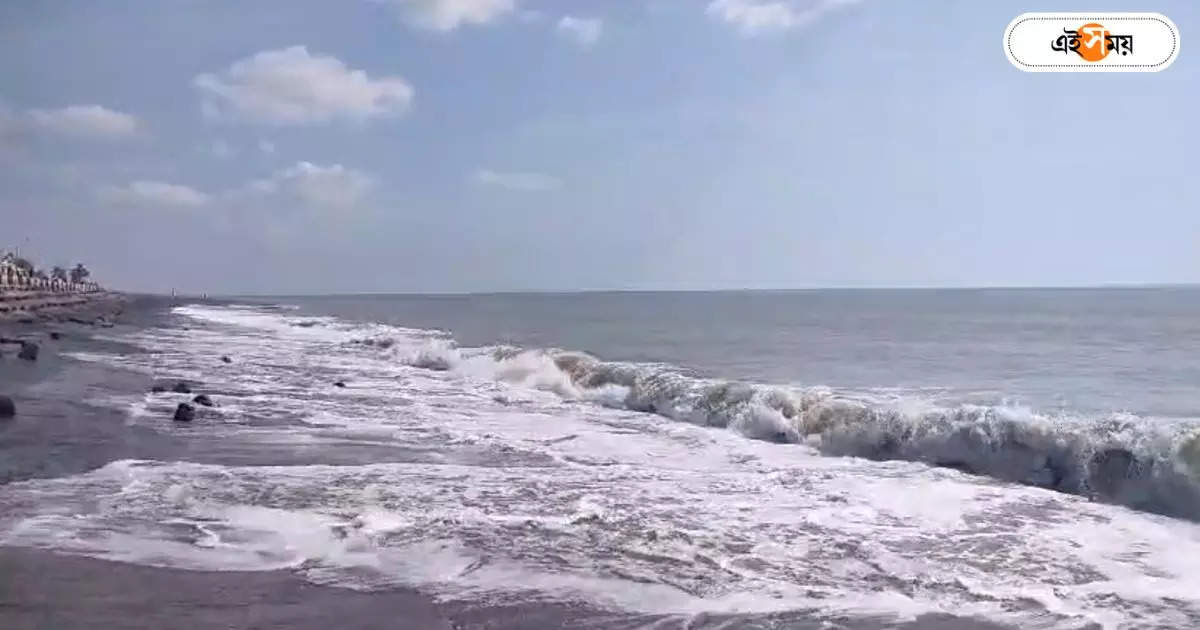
[[3, 303, 1200, 629]]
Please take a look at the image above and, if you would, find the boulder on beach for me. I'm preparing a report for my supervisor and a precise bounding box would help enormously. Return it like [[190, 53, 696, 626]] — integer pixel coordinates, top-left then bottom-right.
[[172, 382, 192, 394], [48, 331, 62, 340], [173, 403, 195, 422], [334, 381, 347, 388], [151, 385, 167, 394], [192, 394, 214, 407], [221, 355, 232, 364], [17, 342, 39, 361], [0, 395, 15, 418]]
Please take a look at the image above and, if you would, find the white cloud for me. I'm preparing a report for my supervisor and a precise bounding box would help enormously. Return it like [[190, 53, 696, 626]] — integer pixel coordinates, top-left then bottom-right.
[[250, 162, 373, 208], [556, 16, 603, 47], [27, 105, 139, 139], [194, 46, 414, 125], [473, 169, 561, 192], [378, 0, 515, 31], [98, 180, 210, 207], [706, 0, 861, 35], [258, 139, 276, 154]]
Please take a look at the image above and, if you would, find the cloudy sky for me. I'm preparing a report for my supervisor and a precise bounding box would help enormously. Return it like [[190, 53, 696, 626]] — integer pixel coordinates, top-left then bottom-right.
[[1, 0, 1197, 294]]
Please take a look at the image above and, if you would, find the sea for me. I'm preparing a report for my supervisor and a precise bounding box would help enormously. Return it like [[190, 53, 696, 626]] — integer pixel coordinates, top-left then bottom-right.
[[3, 288, 1200, 629]]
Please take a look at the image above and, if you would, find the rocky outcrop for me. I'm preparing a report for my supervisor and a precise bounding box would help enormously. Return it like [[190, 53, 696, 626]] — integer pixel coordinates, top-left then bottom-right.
[[173, 403, 195, 422], [17, 341, 39, 361], [0, 395, 15, 418]]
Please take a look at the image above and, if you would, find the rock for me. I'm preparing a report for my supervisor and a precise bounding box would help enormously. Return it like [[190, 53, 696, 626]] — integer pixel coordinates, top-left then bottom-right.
[[172, 382, 192, 394], [173, 403, 195, 422], [221, 355, 232, 364], [192, 394, 214, 407], [17, 342, 39, 361], [0, 395, 15, 418], [48, 331, 62, 340], [334, 381, 347, 388], [151, 385, 167, 394], [17, 317, 35, 324]]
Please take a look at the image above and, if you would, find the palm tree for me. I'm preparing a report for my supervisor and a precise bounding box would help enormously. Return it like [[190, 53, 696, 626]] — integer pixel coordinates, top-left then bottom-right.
[[69, 263, 90, 284], [51, 266, 68, 282], [10, 256, 34, 275]]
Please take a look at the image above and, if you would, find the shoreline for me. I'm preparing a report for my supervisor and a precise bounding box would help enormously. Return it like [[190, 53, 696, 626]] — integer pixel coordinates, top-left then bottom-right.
[[0, 290, 126, 326]]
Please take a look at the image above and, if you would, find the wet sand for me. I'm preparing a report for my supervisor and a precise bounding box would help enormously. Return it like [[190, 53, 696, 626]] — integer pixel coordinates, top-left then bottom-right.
[[0, 547, 1022, 630], [0, 547, 455, 630]]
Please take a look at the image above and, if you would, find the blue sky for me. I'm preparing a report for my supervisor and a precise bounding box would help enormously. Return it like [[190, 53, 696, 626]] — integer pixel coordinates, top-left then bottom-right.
[[1, 0, 1197, 294]]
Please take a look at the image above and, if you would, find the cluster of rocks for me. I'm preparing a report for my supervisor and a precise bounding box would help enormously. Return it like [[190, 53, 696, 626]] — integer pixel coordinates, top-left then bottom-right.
[[1, 327, 71, 419], [1, 311, 112, 363], [148, 380, 218, 423], [0, 337, 43, 361], [145, 354, 350, 424]]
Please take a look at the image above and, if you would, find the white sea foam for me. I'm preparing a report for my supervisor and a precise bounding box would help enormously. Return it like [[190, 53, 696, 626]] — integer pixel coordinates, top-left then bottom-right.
[[4, 453, 1200, 628], [385, 342, 1200, 521], [10, 303, 1200, 628]]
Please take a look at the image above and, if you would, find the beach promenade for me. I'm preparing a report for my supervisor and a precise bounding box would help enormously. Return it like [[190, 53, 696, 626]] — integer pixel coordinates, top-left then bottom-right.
[[0, 261, 115, 323]]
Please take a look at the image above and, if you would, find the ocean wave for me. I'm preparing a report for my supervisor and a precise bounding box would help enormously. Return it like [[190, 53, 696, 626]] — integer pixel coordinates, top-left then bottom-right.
[[390, 341, 1200, 521]]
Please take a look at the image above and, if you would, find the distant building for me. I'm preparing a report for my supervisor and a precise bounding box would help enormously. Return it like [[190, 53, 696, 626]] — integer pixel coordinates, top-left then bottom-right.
[[0, 257, 30, 289], [1, 256, 100, 293]]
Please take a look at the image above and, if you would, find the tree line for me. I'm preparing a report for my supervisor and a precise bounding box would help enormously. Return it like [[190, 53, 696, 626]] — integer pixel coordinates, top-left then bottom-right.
[[1, 252, 91, 284]]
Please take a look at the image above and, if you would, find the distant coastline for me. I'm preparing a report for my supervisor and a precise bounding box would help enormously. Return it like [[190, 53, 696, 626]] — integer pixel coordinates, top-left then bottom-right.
[[0, 252, 120, 324]]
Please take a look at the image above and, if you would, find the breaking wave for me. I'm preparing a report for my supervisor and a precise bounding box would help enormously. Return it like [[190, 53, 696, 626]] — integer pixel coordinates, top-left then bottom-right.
[[384, 338, 1200, 522]]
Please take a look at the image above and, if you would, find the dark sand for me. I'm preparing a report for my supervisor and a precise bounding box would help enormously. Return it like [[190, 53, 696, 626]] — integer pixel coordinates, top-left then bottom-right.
[[0, 547, 454, 630], [0, 548, 1021, 630]]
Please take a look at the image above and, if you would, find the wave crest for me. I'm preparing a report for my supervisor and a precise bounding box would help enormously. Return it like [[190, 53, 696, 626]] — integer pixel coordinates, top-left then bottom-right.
[[388, 341, 1200, 520]]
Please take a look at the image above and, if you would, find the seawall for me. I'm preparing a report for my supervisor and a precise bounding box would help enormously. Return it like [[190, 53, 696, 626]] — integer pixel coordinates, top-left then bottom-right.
[[0, 288, 124, 324]]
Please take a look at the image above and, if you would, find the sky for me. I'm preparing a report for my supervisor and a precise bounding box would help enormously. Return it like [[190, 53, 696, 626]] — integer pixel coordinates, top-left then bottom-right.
[[1, 0, 1197, 294]]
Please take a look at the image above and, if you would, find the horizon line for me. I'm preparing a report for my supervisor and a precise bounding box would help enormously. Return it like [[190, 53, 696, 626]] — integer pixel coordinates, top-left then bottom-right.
[[137, 282, 1200, 299]]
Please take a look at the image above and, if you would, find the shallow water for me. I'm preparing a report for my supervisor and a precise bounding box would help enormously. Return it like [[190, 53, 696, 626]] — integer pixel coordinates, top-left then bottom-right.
[[3, 291, 1200, 629]]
